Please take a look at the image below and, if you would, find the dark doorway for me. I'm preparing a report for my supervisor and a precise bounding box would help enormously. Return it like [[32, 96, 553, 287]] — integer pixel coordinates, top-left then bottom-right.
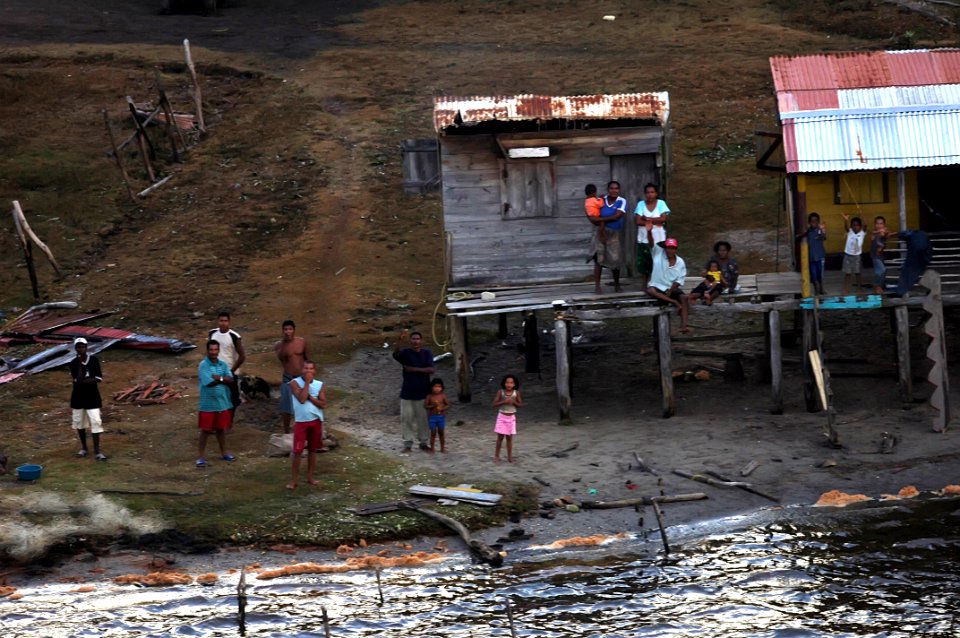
[[918, 166, 960, 232], [610, 153, 658, 277]]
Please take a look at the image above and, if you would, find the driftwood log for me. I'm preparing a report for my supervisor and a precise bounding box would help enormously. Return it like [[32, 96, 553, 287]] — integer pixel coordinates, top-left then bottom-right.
[[401, 502, 503, 566], [673, 469, 780, 503], [580, 492, 707, 510]]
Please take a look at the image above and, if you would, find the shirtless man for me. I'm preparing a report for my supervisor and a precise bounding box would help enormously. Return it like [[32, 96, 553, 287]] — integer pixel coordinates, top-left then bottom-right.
[[274, 319, 309, 434]]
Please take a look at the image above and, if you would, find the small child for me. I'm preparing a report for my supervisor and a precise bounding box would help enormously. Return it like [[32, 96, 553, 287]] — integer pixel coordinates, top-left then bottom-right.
[[688, 260, 725, 305], [871, 216, 897, 294], [584, 183, 606, 246], [493, 374, 523, 463], [842, 214, 866, 294], [798, 212, 827, 295], [423, 378, 449, 453]]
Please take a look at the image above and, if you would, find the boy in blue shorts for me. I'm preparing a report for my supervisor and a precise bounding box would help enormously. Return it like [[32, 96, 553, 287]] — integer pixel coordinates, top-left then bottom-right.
[[424, 378, 449, 453]]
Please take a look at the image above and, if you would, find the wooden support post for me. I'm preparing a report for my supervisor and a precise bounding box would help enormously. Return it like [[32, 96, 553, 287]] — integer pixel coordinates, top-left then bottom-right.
[[769, 309, 783, 415], [657, 311, 675, 418], [498, 313, 508, 339], [102, 109, 137, 203], [154, 69, 181, 163], [897, 169, 907, 232], [450, 315, 471, 403], [758, 310, 772, 383], [12, 211, 39, 300], [555, 312, 572, 424], [523, 311, 540, 373], [127, 97, 156, 182], [894, 305, 913, 402], [183, 39, 206, 133], [12, 200, 62, 277], [801, 309, 819, 412]]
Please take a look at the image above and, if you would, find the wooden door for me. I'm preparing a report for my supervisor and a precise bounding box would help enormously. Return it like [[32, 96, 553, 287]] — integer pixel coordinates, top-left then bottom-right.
[[611, 153, 659, 277]]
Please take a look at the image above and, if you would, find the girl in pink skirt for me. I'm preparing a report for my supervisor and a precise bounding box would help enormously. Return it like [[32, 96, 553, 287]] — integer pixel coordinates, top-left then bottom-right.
[[493, 374, 523, 463]]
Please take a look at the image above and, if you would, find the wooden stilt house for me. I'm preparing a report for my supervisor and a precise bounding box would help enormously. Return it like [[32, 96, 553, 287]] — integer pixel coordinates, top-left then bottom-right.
[[434, 93, 671, 287]]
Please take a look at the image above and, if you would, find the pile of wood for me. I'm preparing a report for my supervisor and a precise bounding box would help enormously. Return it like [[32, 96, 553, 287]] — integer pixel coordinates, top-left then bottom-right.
[[112, 380, 183, 405]]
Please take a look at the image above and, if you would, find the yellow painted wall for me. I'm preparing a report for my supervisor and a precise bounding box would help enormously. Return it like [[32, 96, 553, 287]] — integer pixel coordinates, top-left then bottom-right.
[[797, 171, 919, 254]]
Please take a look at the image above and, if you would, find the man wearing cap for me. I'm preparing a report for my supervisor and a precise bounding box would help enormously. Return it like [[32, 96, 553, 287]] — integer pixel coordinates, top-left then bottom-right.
[[69, 337, 107, 460], [645, 227, 691, 334]]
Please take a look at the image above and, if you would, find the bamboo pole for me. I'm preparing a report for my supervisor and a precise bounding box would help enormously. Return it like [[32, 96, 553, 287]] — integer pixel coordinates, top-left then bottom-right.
[[554, 313, 572, 424], [183, 39, 206, 132], [769, 309, 783, 414], [894, 305, 913, 402], [656, 311, 675, 417], [102, 109, 137, 203], [13, 200, 62, 277]]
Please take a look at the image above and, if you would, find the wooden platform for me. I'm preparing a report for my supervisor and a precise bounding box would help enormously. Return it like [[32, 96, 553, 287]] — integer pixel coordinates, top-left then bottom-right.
[[446, 272, 803, 317]]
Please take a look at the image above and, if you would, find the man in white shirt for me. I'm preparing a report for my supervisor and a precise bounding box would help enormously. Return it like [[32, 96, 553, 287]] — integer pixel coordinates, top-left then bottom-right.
[[208, 311, 246, 414], [645, 229, 691, 334]]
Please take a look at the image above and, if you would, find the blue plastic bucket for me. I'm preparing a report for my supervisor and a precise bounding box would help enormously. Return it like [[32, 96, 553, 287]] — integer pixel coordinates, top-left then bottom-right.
[[16, 464, 42, 481]]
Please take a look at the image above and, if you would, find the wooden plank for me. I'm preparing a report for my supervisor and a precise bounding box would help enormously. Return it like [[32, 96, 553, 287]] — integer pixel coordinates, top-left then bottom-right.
[[450, 316, 471, 403], [769, 309, 783, 415], [440, 135, 498, 155], [440, 169, 501, 188], [440, 153, 500, 172], [920, 270, 950, 432], [657, 311, 675, 418], [408, 485, 502, 504], [498, 127, 661, 150], [603, 140, 661, 155], [555, 316, 572, 423], [894, 305, 912, 403]]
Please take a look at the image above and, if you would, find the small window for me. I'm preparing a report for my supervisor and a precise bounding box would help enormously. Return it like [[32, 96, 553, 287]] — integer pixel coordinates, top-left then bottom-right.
[[499, 158, 557, 219], [834, 172, 889, 205]]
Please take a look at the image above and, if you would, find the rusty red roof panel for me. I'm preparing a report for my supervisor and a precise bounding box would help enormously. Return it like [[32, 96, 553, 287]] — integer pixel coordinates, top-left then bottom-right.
[[433, 93, 670, 131], [771, 49, 960, 95], [3, 312, 111, 336]]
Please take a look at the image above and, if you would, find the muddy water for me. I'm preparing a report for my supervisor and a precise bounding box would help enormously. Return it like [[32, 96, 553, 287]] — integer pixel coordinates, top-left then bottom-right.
[[3, 507, 959, 637]]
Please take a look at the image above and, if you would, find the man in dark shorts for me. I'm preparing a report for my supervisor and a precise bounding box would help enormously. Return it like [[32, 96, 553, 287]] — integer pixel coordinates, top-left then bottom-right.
[[275, 319, 309, 434], [197, 340, 236, 467], [392, 329, 435, 453]]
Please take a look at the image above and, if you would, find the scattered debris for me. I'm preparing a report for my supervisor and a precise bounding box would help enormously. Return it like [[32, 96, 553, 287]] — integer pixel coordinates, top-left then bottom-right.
[[408, 485, 502, 506], [256, 552, 449, 580], [535, 532, 628, 550], [400, 502, 503, 566], [542, 441, 579, 458], [633, 452, 659, 476], [881, 485, 920, 500], [739, 459, 761, 477], [814, 490, 872, 507], [113, 379, 183, 405], [879, 432, 900, 454], [114, 572, 193, 586], [673, 469, 780, 502], [532, 476, 551, 487]]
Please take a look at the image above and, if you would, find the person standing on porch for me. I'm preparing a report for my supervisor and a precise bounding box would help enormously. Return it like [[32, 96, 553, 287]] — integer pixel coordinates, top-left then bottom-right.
[[392, 329, 435, 453], [589, 181, 626, 293], [634, 183, 670, 289]]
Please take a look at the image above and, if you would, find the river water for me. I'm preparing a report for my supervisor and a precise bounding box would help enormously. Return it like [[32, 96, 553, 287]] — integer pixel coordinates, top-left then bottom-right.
[[3, 502, 959, 637]]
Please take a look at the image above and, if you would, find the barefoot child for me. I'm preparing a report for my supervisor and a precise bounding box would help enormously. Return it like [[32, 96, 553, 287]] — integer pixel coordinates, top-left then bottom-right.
[[842, 214, 866, 294], [493, 374, 523, 463], [871, 216, 897, 293], [424, 378, 449, 453], [287, 360, 327, 490], [688, 260, 725, 305], [798, 212, 827, 295]]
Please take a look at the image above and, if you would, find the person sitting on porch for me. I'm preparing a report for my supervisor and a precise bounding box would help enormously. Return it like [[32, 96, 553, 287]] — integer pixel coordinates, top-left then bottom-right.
[[705, 240, 740, 294], [645, 228, 690, 334]]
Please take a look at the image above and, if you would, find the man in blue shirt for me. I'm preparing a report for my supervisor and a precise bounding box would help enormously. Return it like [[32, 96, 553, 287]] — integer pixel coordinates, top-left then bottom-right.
[[197, 340, 236, 467], [392, 329, 435, 453], [590, 181, 626, 293]]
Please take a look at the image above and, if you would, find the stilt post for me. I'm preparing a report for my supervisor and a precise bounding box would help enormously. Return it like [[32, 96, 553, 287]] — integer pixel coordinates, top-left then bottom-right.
[[801, 309, 819, 412], [498, 313, 508, 339], [656, 310, 675, 418], [450, 315, 471, 403], [769, 309, 783, 414], [894, 305, 912, 402], [523, 311, 540, 374], [554, 306, 572, 424]]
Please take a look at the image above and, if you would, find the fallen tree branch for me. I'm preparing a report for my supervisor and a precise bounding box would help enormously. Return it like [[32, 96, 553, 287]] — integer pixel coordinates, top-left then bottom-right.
[[673, 469, 780, 503], [400, 501, 503, 566], [98, 489, 204, 496], [580, 492, 708, 510]]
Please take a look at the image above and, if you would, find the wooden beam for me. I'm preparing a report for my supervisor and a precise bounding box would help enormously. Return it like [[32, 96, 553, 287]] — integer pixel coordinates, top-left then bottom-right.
[[11, 209, 38, 299], [656, 311, 675, 418], [450, 316, 471, 403], [102, 109, 137, 203], [897, 169, 907, 231], [769, 309, 783, 415], [555, 314, 572, 424], [12, 200, 62, 277], [894, 305, 912, 402], [183, 39, 206, 132], [801, 309, 819, 412]]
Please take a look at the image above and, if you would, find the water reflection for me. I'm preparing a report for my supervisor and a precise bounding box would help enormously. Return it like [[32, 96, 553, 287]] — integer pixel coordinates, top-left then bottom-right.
[[3, 508, 959, 637]]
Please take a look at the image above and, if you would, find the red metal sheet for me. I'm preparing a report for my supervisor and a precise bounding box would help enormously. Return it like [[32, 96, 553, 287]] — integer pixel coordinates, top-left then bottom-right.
[[3, 312, 111, 336]]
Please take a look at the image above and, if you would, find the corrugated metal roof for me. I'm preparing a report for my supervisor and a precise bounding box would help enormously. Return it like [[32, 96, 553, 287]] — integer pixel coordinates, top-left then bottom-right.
[[433, 93, 669, 131], [771, 50, 960, 172], [783, 109, 960, 173]]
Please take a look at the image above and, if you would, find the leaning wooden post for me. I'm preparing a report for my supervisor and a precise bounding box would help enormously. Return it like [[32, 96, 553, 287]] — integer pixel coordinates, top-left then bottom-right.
[[183, 39, 206, 133], [894, 304, 913, 402], [554, 306, 572, 424], [656, 310, 675, 418], [127, 96, 156, 182], [11, 209, 39, 299], [153, 69, 182, 163], [801, 309, 819, 413], [12, 200, 62, 278], [769, 309, 783, 415], [102, 109, 137, 203], [449, 315, 471, 403]]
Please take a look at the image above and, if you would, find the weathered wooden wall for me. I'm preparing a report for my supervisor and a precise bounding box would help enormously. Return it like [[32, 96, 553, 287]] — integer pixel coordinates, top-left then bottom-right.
[[441, 127, 664, 287]]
